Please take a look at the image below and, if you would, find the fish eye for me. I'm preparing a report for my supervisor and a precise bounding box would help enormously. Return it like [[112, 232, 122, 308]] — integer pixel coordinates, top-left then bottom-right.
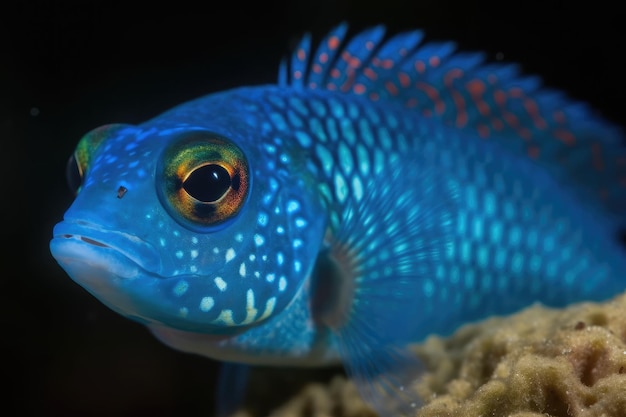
[[65, 124, 130, 195], [158, 131, 250, 231]]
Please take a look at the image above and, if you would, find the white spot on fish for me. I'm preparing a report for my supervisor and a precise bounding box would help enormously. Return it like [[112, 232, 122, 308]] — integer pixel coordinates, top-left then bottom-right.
[[190, 249, 199, 259], [213, 247, 220, 254], [179, 307, 188, 317], [240, 289, 258, 325], [225, 248, 236, 262], [235, 233, 244, 242], [213, 309, 235, 326], [295, 218, 307, 228], [239, 262, 246, 277], [287, 200, 300, 213], [214, 277, 227, 291], [276, 225, 285, 234], [279, 276, 287, 292], [191, 236, 198, 244], [266, 273, 275, 283], [254, 234, 265, 246], [277, 252, 284, 265], [175, 250, 183, 259], [200, 296, 214, 312], [173, 280, 189, 296], [259, 297, 276, 321], [249, 254, 256, 261]]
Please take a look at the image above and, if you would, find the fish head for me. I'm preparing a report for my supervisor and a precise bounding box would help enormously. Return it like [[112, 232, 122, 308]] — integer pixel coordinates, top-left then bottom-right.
[[50, 116, 326, 335]]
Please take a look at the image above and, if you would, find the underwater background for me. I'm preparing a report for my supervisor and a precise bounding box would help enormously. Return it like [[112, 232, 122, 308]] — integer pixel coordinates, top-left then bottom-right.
[[5, 0, 625, 415]]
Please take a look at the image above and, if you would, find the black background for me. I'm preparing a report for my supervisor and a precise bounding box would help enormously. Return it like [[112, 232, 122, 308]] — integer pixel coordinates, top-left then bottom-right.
[[4, 1, 625, 416]]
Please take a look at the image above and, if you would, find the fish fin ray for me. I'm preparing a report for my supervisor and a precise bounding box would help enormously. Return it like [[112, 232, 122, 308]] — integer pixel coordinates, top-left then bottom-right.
[[283, 24, 626, 225], [314, 157, 460, 414]]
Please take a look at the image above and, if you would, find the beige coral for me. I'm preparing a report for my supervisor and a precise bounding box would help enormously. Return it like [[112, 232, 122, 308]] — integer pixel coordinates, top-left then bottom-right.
[[231, 292, 626, 417]]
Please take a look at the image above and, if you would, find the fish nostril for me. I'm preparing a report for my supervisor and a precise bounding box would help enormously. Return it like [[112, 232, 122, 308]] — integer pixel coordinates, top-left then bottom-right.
[[80, 236, 109, 247], [117, 186, 128, 199]]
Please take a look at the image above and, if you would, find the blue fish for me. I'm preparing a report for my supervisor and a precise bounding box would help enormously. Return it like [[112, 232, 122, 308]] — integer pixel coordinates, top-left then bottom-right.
[[50, 24, 626, 415]]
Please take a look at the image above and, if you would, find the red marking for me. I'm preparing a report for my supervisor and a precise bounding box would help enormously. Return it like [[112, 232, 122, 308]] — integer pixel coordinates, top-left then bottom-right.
[[523, 98, 547, 130], [369, 92, 380, 101], [554, 129, 576, 145], [553, 111, 567, 124], [319, 52, 329, 64], [364, 67, 378, 81], [328, 36, 340, 49], [372, 57, 381, 66], [405, 98, 418, 108], [510, 88, 547, 130], [381, 59, 394, 69], [487, 74, 498, 84], [330, 68, 341, 78], [398, 72, 410, 88], [340, 70, 356, 92], [466, 79, 491, 117], [476, 102, 490, 116], [591, 143, 604, 171], [353, 84, 366, 94], [365, 41, 375, 50], [312, 63, 322, 74], [422, 109, 432, 117], [385, 81, 398, 96], [466, 79, 486, 96], [326, 83, 337, 90], [399, 48, 407, 56], [503, 112, 520, 129], [294, 70, 302, 79], [415, 60, 426, 74], [527, 145, 540, 159], [494, 90, 507, 106], [429, 56, 440, 67], [477, 123, 490, 138], [297, 48, 306, 61], [444, 69, 467, 127], [341, 50, 361, 68], [416, 82, 445, 115], [309, 82, 317, 88]]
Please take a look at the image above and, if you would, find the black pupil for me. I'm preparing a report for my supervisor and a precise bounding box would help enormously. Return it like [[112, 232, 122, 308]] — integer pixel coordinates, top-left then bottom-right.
[[183, 164, 231, 202]]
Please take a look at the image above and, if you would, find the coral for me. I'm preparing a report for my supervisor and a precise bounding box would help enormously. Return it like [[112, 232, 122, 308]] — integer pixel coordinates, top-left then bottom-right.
[[231, 293, 626, 417]]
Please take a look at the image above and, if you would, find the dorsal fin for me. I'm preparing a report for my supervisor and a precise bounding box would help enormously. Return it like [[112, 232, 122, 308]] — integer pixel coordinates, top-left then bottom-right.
[[278, 24, 626, 227]]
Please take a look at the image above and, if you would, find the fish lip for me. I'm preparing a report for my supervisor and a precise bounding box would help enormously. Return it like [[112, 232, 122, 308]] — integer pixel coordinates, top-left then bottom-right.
[[51, 219, 162, 277]]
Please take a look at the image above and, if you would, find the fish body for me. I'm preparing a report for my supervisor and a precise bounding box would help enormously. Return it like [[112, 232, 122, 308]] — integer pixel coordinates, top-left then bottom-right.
[[50, 25, 626, 414]]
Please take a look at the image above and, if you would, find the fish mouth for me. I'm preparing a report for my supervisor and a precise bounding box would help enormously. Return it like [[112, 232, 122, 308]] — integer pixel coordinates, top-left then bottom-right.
[[50, 219, 162, 279]]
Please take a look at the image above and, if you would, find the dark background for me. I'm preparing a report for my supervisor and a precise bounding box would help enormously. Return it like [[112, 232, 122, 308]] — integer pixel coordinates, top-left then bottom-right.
[[4, 0, 625, 416]]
